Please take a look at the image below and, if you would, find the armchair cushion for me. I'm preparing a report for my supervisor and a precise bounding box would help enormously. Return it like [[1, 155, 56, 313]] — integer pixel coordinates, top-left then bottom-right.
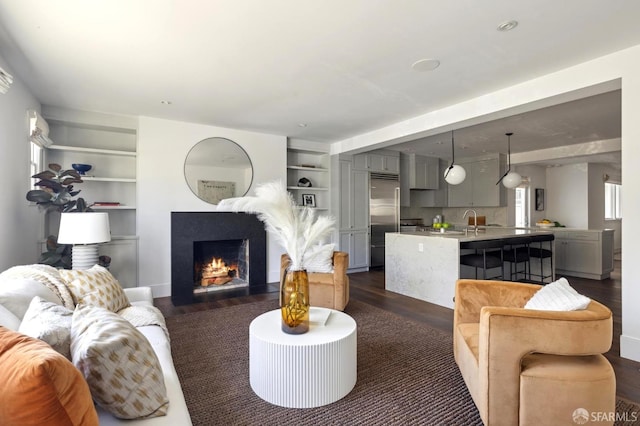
[[281, 251, 349, 311], [524, 277, 591, 311]]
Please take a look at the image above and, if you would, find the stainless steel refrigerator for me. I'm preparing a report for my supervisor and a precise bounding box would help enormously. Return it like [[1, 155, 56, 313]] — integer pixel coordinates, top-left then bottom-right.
[[369, 173, 400, 268]]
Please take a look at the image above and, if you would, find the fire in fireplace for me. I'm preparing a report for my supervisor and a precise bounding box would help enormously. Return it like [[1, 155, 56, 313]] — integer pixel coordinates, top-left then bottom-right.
[[193, 239, 248, 294]]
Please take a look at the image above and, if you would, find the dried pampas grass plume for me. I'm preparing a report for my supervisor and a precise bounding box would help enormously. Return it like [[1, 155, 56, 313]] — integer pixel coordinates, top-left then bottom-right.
[[217, 180, 334, 270]]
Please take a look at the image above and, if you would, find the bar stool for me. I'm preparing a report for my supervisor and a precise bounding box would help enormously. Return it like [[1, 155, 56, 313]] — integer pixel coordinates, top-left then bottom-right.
[[528, 233, 555, 284], [502, 236, 532, 281], [460, 239, 505, 280]]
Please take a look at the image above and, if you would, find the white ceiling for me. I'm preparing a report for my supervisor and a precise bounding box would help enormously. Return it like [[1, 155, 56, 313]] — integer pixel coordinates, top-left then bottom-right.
[[0, 0, 636, 166]]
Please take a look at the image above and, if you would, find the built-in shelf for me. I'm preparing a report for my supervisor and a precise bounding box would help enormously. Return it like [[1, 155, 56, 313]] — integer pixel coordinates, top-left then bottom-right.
[[48, 145, 136, 157], [287, 165, 329, 172], [287, 186, 329, 191], [41, 106, 139, 286], [91, 205, 136, 210], [82, 176, 136, 183], [287, 142, 330, 213]]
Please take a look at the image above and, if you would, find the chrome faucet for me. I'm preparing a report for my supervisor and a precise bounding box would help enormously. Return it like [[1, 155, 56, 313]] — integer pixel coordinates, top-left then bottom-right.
[[463, 209, 478, 235]]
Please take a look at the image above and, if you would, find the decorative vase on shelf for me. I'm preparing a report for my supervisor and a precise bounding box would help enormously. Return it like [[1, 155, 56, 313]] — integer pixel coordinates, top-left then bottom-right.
[[280, 268, 310, 334]]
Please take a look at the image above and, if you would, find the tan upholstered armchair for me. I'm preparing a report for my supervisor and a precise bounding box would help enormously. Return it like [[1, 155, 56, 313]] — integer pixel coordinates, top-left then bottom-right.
[[280, 251, 349, 311], [454, 279, 615, 426]]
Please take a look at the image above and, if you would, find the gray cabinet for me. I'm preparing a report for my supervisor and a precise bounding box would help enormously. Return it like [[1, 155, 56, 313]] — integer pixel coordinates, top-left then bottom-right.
[[354, 150, 399, 174], [335, 158, 369, 270], [554, 229, 614, 280], [339, 230, 369, 269], [447, 155, 506, 207], [401, 156, 447, 207], [408, 154, 439, 189]]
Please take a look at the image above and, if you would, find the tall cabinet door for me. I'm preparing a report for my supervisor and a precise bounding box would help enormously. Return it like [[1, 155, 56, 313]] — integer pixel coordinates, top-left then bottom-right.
[[339, 230, 369, 269], [339, 160, 353, 229], [352, 169, 369, 230]]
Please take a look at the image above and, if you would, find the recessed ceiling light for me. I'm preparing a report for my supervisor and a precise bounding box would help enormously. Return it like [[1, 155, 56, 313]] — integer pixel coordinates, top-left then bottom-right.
[[411, 58, 440, 72], [160, 100, 172, 105], [497, 20, 518, 32], [298, 123, 308, 128]]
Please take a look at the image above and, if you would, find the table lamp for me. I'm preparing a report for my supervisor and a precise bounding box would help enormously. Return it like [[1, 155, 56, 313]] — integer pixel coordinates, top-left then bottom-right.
[[57, 212, 111, 270]]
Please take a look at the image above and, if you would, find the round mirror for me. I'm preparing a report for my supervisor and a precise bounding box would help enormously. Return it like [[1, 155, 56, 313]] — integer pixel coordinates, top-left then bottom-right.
[[184, 137, 253, 204]]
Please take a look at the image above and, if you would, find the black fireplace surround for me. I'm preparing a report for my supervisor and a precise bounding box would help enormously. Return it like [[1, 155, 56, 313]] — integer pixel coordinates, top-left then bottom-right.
[[171, 212, 266, 305]]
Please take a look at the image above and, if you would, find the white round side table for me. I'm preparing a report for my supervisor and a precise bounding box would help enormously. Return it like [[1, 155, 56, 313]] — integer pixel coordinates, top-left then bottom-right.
[[249, 307, 357, 408]]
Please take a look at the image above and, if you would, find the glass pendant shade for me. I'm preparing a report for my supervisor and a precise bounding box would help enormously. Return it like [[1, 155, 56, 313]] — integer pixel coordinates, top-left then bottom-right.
[[502, 171, 522, 188], [444, 164, 466, 185]]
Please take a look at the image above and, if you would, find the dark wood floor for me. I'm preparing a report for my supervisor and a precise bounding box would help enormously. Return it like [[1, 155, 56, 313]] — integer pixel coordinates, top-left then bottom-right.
[[155, 260, 640, 404]]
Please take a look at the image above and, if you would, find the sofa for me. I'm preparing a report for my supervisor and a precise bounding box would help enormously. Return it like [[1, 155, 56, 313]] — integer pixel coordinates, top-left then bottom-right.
[[0, 264, 191, 426], [454, 278, 615, 426]]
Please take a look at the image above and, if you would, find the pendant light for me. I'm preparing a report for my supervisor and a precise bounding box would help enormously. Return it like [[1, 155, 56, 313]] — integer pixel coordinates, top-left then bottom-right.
[[443, 130, 466, 185], [496, 132, 522, 188]]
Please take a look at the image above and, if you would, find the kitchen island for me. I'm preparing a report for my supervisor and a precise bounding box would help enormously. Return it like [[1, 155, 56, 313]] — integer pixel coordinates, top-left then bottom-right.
[[385, 228, 555, 309]]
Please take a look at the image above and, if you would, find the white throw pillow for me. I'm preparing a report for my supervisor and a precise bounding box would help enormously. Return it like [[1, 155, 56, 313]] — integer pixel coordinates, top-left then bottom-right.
[[0, 303, 20, 330], [302, 243, 335, 273], [19, 296, 73, 359], [524, 277, 591, 311], [0, 278, 62, 319], [71, 304, 169, 419]]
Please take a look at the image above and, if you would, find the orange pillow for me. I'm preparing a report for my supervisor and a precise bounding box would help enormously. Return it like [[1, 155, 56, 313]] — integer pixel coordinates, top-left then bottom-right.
[[0, 326, 98, 426]]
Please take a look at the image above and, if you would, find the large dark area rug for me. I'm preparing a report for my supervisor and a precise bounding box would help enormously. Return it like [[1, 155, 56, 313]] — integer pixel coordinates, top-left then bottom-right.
[[166, 300, 640, 425]]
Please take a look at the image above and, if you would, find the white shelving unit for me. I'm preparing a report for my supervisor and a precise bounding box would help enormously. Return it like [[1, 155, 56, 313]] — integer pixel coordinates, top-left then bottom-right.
[[39, 106, 139, 287], [286, 142, 330, 211]]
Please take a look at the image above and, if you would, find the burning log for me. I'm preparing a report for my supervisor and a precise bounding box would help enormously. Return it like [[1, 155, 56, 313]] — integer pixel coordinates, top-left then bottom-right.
[[200, 257, 237, 286]]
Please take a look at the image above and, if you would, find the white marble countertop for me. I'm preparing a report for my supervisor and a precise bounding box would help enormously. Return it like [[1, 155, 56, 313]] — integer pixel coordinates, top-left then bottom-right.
[[397, 227, 554, 242]]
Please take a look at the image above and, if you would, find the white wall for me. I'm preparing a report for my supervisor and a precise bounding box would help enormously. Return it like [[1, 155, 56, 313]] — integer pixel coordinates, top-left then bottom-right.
[[0, 55, 43, 270], [137, 117, 286, 296], [545, 164, 589, 228], [330, 44, 640, 362]]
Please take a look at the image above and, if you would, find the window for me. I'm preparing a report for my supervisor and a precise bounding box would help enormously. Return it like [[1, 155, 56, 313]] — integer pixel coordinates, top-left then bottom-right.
[[28, 109, 54, 189], [605, 182, 622, 220], [28, 127, 43, 190], [515, 186, 529, 227]]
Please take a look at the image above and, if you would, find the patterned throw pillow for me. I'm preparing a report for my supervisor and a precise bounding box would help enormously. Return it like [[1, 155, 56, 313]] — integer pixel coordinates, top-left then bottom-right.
[[59, 265, 130, 312], [70, 304, 169, 419], [19, 296, 73, 359]]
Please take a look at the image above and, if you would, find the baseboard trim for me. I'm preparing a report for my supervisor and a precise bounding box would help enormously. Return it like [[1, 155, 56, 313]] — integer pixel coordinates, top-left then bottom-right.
[[620, 334, 640, 362], [146, 282, 171, 298]]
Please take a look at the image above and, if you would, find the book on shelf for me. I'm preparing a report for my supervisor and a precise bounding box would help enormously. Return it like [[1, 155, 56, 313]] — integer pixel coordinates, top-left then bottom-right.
[[92, 201, 121, 206]]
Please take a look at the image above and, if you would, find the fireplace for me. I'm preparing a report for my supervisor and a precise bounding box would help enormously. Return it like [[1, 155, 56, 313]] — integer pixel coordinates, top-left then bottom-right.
[[171, 212, 266, 305], [194, 239, 248, 292]]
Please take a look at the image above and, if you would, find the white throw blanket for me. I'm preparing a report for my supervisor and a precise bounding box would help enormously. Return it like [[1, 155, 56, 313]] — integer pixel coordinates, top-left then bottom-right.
[[0, 264, 75, 309], [118, 305, 169, 340], [0, 264, 168, 337]]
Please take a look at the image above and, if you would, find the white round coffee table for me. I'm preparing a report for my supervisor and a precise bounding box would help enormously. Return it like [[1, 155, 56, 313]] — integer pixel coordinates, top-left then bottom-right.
[[249, 307, 357, 408]]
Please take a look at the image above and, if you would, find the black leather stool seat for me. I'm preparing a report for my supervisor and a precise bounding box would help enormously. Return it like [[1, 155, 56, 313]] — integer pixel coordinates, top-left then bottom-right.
[[460, 239, 505, 280]]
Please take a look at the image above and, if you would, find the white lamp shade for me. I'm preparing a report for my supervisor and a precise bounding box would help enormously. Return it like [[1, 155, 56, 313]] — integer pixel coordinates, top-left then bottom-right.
[[502, 171, 522, 188], [57, 212, 111, 244], [444, 164, 466, 185]]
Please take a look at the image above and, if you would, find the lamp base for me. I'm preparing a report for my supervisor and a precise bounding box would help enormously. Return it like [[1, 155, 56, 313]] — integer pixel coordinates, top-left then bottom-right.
[[71, 245, 99, 270]]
